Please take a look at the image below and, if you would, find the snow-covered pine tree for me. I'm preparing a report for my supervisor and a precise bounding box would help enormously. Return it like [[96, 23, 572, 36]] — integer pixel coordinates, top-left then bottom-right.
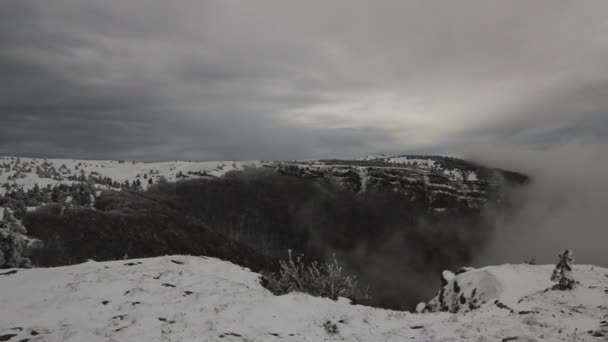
[[550, 249, 576, 290], [0, 208, 32, 268], [3, 208, 26, 234]]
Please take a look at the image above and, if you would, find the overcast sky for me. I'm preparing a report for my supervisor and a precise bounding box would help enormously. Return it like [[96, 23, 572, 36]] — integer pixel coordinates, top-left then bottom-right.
[[1, 0, 607, 161]]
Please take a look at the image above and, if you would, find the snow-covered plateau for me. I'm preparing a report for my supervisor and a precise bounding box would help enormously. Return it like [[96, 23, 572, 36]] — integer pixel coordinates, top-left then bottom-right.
[[1, 256, 607, 341], [0, 154, 528, 219], [0, 155, 262, 195]]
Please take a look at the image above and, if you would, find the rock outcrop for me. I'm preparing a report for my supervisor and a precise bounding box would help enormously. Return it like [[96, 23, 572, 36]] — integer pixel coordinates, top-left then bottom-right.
[[273, 155, 528, 211]]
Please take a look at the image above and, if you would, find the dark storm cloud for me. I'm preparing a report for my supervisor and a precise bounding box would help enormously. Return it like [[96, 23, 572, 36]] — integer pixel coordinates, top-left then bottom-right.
[[1, 0, 608, 160]]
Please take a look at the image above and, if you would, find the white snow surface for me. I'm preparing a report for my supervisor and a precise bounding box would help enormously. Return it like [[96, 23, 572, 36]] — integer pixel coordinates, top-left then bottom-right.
[[1, 256, 607, 341], [0, 156, 262, 194], [355, 155, 481, 182]]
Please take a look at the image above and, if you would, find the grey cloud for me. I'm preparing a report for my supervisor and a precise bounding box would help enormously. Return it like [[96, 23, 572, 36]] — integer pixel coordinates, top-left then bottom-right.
[[468, 142, 608, 267], [449, 81, 608, 151], [1, 0, 608, 160], [1, 0, 607, 268]]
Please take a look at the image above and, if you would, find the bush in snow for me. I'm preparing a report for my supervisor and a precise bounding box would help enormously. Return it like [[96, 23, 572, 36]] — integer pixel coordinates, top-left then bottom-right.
[[550, 249, 576, 290], [0, 208, 32, 268], [262, 250, 370, 304]]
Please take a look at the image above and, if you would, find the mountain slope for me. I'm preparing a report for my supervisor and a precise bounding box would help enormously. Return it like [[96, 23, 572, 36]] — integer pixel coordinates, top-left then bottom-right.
[[0, 156, 261, 194], [1, 154, 530, 310], [1, 256, 606, 341], [0, 154, 527, 217]]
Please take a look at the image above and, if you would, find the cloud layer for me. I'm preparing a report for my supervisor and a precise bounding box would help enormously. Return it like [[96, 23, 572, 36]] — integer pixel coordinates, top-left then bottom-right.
[[1, 0, 608, 160], [468, 141, 608, 267]]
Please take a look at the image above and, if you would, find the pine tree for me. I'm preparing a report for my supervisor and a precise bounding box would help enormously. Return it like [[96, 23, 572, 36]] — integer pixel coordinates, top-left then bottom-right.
[[3, 208, 26, 234], [550, 249, 576, 290], [0, 209, 31, 268]]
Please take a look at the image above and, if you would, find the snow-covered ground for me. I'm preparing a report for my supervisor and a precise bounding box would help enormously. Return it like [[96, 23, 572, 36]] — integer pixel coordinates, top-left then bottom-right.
[[0, 155, 480, 195], [0, 155, 486, 202], [0, 156, 263, 194], [0, 155, 490, 214], [356, 154, 480, 182], [1, 256, 606, 341]]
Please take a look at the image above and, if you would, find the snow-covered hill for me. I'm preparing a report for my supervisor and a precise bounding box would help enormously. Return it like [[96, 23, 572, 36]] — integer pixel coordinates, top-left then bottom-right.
[[1, 256, 606, 341], [0, 154, 527, 219], [0, 155, 262, 195]]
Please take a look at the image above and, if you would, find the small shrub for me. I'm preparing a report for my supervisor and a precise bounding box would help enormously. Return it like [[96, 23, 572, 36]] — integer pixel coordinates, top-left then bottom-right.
[[550, 249, 576, 290], [261, 250, 370, 304]]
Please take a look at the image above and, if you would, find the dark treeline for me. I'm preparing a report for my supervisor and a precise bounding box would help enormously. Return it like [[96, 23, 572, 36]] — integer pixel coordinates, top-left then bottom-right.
[[24, 168, 501, 310], [24, 191, 273, 273]]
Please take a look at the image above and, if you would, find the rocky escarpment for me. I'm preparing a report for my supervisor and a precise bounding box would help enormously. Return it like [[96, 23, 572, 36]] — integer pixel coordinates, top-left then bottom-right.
[[0, 155, 527, 220], [273, 155, 528, 212]]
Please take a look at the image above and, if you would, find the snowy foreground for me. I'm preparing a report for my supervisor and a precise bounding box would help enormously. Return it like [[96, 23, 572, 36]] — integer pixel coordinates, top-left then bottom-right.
[[1, 256, 607, 341]]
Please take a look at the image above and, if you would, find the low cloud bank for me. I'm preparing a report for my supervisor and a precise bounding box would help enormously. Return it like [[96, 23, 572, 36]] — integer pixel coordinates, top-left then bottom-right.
[[470, 141, 608, 266]]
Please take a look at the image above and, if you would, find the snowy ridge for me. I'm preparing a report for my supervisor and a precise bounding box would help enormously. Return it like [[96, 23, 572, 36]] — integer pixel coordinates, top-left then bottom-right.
[[1, 256, 606, 341], [0, 154, 482, 193], [0, 155, 525, 216], [275, 160, 494, 209], [0, 156, 262, 195]]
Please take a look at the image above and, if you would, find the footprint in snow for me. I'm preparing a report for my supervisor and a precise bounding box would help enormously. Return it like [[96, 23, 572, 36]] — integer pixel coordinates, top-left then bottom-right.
[[109, 314, 134, 332], [123, 262, 142, 266], [29, 328, 51, 336], [218, 332, 242, 338], [1, 327, 53, 342], [502, 337, 519, 342], [158, 318, 176, 324], [589, 330, 605, 337]]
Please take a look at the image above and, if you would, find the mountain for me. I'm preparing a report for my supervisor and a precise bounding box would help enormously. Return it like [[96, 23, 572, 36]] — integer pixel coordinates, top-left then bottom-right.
[[0, 255, 606, 341], [0, 154, 527, 216], [0, 154, 529, 310], [275, 155, 527, 211]]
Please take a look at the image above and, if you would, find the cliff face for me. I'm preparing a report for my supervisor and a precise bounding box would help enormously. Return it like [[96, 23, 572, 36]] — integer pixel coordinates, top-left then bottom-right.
[[0, 155, 527, 215], [273, 155, 528, 212]]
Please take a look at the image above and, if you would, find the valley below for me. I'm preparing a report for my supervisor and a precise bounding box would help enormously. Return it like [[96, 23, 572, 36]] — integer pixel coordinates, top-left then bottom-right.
[[1, 154, 607, 341], [0, 154, 528, 309]]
